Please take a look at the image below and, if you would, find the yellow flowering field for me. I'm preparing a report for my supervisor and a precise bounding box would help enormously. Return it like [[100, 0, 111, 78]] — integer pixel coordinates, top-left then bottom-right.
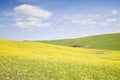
[[0, 39, 120, 80]]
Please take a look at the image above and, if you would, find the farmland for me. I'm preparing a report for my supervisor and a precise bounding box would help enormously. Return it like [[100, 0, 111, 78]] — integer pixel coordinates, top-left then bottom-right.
[[1, 0, 120, 79], [0, 39, 120, 80]]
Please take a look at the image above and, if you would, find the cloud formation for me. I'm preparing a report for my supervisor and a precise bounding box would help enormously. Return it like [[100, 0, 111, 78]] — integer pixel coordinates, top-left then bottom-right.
[[101, 18, 118, 26], [14, 4, 52, 28], [68, 9, 120, 27], [71, 18, 97, 27], [110, 9, 118, 15], [19, 0, 38, 3]]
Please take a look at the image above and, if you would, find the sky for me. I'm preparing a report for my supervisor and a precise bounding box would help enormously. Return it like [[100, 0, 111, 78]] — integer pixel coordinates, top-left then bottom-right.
[[0, 0, 120, 40]]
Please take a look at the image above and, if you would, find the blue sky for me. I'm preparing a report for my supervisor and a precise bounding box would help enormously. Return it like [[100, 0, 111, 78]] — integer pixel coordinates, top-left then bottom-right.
[[0, 0, 120, 40]]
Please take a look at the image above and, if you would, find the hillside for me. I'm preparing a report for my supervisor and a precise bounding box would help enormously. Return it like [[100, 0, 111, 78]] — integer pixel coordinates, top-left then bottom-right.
[[38, 33, 120, 51], [0, 39, 120, 80]]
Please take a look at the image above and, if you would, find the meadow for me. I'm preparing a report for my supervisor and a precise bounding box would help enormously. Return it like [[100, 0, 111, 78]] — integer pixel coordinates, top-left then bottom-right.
[[0, 39, 120, 80], [38, 33, 120, 51]]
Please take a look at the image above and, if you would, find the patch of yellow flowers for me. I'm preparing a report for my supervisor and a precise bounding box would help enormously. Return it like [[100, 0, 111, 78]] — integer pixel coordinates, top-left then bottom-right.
[[0, 39, 120, 80]]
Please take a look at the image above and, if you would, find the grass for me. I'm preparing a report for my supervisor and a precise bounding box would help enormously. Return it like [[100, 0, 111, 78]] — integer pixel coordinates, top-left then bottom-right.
[[38, 33, 120, 51], [0, 39, 120, 80]]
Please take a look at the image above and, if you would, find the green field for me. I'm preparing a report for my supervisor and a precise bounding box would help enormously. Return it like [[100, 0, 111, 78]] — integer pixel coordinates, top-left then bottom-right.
[[38, 33, 120, 51], [0, 38, 120, 80]]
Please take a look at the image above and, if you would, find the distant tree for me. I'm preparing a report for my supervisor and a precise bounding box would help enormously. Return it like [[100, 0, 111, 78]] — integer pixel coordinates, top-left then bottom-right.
[[23, 40, 29, 42], [72, 44, 83, 48]]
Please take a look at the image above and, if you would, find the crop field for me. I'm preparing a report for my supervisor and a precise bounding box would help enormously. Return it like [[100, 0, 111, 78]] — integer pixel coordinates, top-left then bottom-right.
[[1, 0, 120, 79], [0, 39, 120, 80]]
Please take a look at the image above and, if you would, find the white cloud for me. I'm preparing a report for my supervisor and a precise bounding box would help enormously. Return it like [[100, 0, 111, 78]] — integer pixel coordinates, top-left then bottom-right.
[[58, 28, 64, 31], [13, 4, 52, 29], [14, 21, 50, 29], [71, 18, 97, 27], [71, 19, 79, 23], [86, 14, 100, 18], [106, 18, 118, 23], [14, 4, 52, 19], [68, 10, 120, 27], [94, 14, 100, 18], [19, 0, 38, 3], [101, 18, 118, 26], [110, 10, 118, 15], [57, 26, 64, 31], [71, 29, 78, 34]]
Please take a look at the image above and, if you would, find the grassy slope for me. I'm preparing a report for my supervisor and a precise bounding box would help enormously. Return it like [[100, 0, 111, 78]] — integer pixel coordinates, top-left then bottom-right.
[[38, 33, 120, 51], [0, 39, 120, 80]]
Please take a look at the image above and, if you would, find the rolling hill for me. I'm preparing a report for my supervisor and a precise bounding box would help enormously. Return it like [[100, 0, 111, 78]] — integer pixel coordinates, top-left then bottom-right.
[[0, 39, 120, 80], [37, 33, 120, 51]]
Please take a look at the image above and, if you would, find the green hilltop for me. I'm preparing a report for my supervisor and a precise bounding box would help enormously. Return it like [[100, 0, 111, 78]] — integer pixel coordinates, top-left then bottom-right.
[[37, 33, 120, 51]]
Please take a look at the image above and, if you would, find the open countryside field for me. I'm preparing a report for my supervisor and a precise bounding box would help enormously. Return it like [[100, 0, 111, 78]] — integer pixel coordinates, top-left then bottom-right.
[[0, 39, 120, 80], [1, 0, 120, 80], [38, 33, 120, 51]]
